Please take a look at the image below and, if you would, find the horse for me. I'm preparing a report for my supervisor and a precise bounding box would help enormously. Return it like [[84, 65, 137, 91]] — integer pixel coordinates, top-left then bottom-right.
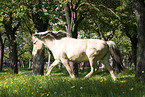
[[32, 31, 123, 80]]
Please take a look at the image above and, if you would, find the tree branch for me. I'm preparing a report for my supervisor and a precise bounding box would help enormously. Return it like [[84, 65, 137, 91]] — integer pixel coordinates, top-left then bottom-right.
[[75, 0, 81, 10], [13, 21, 21, 33], [98, 4, 120, 20]]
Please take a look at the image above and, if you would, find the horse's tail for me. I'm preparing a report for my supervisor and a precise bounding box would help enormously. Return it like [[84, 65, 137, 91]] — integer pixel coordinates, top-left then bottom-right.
[[107, 41, 124, 73]]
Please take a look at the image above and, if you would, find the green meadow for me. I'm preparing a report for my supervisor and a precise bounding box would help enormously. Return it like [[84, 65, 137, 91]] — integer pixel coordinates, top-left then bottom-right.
[[0, 68, 145, 97]]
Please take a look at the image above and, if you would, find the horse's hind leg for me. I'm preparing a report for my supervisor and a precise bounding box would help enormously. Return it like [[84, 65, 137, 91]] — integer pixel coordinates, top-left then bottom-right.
[[100, 53, 116, 81]]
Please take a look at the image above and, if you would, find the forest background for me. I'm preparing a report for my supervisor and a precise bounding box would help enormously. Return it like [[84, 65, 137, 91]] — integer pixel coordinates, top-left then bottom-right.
[[0, 0, 145, 82]]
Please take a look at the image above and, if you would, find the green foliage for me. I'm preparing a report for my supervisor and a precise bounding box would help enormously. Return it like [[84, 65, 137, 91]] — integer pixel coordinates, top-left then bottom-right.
[[0, 68, 145, 97], [0, 0, 25, 22], [116, 0, 137, 38], [16, 32, 33, 61], [0, 0, 136, 68], [112, 30, 131, 56]]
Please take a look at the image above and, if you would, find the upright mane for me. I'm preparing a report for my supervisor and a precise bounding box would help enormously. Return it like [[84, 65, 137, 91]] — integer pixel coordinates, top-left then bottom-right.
[[34, 30, 68, 39]]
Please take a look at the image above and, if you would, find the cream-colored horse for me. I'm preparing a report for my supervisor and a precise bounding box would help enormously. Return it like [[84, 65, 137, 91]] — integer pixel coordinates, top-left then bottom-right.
[[32, 31, 123, 80]]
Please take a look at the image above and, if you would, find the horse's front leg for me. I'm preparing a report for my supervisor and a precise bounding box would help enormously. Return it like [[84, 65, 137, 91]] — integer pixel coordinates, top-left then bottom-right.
[[46, 60, 60, 76], [84, 58, 96, 78], [61, 59, 75, 78]]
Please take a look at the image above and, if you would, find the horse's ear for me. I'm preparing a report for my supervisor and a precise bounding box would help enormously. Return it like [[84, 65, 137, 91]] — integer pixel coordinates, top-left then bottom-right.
[[41, 32, 55, 39], [55, 31, 67, 39]]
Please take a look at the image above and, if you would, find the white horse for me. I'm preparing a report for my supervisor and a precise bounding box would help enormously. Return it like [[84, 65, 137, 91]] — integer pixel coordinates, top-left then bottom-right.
[[32, 31, 123, 80]]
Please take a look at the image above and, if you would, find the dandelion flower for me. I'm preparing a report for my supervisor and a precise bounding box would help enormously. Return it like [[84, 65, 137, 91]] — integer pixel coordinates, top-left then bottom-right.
[[41, 93, 45, 96], [130, 88, 134, 91], [120, 80, 126, 83], [47, 94, 49, 96], [100, 79, 103, 82], [142, 71, 144, 74], [63, 79, 65, 82], [14, 90, 17, 92], [71, 86, 75, 88]]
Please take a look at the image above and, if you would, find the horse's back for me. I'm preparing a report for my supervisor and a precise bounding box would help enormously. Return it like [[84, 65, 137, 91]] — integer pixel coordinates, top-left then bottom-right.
[[57, 38, 108, 62]]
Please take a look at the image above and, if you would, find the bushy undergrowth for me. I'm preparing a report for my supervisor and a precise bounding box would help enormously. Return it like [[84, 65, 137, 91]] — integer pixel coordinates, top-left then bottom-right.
[[0, 68, 145, 97]]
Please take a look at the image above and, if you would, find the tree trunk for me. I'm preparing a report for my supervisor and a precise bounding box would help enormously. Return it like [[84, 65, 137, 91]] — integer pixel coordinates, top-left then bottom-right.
[[9, 36, 18, 74], [32, 13, 49, 75], [0, 34, 4, 72], [131, 0, 145, 83], [29, 59, 31, 69], [64, 3, 79, 77], [33, 49, 45, 75], [131, 38, 137, 68]]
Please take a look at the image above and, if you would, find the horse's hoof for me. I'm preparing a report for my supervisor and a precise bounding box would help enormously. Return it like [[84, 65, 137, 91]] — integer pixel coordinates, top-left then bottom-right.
[[46, 74, 50, 76], [70, 75, 75, 79]]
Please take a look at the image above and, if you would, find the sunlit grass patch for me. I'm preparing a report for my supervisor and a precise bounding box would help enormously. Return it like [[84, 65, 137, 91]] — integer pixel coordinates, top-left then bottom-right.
[[0, 68, 145, 97]]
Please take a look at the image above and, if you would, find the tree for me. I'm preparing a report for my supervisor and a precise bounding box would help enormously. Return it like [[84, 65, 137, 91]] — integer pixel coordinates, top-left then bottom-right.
[[62, 0, 123, 76], [115, 0, 138, 68], [0, 0, 24, 74], [0, 32, 5, 72], [64, 0, 90, 76], [131, 0, 145, 83], [23, 0, 58, 75]]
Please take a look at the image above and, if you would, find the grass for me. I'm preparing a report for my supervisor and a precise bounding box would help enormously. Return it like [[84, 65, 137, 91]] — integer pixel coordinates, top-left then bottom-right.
[[0, 68, 145, 97]]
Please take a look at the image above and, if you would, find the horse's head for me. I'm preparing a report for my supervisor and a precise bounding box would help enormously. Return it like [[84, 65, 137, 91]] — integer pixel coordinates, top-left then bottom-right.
[[32, 30, 67, 56], [32, 35, 44, 56]]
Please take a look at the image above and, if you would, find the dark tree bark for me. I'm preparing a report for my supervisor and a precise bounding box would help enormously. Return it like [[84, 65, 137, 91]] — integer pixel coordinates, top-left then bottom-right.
[[2, 12, 20, 74], [131, 37, 138, 68], [8, 35, 18, 74], [33, 49, 45, 75], [131, 0, 145, 83], [122, 24, 138, 68], [4, 30, 19, 74], [30, 1, 49, 75], [0, 34, 5, 72]]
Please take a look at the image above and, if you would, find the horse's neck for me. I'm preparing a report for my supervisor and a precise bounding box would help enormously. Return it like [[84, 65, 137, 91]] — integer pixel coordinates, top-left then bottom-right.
[[43, 39, 56, 52]]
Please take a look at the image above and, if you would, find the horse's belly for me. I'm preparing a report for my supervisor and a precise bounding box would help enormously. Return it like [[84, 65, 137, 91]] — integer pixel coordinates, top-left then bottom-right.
[[68, 52, 88, 62]]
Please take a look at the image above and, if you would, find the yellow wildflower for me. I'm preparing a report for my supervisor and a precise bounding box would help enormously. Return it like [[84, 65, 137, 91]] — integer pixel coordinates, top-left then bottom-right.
[[41, 93, 45, 96], [142, 71, 144, 73], [130, 88, 134, 91], [71, 86, 75, 88], [100, 79, 103, 82], [63, 79, 65, 82], [120, 80, 126, 83]]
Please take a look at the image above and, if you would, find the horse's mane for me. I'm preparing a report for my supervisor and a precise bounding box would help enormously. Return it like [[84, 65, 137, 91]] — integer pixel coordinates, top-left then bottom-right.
[[34, 30, 68, 39]]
